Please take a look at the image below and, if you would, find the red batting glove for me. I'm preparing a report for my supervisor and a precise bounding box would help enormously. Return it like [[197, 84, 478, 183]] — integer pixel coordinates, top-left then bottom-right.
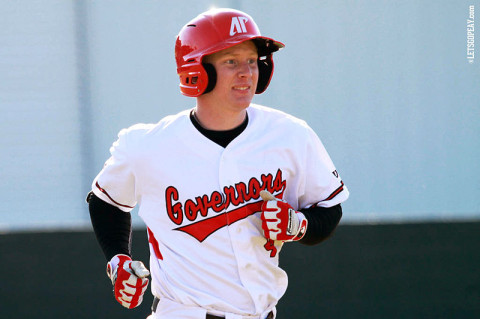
[[106, 254, 150, 309], [260, 191, 308, 242]]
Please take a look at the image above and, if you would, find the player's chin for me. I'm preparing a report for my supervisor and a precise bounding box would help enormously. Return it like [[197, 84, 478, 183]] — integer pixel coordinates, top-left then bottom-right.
[[231, 97, 254, 110], [231, 87, 255, 105]]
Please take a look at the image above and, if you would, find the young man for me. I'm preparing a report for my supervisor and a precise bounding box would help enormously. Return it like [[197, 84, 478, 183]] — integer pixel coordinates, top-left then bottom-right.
[[87, 8, 349, 319]]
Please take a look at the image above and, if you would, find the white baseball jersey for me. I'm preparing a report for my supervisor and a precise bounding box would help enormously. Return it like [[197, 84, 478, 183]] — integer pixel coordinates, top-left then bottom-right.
[[92, 104, 349, 317]]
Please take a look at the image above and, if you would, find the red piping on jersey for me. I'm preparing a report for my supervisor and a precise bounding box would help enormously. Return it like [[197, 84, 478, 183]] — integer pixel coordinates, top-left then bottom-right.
[[320, 181, 345, 202], [147, 227, 163, 260], [95, 181, 135, 209]]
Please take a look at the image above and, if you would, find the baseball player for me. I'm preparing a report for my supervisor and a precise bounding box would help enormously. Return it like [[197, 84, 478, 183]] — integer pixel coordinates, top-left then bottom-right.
[[87, 8, 349, 319]]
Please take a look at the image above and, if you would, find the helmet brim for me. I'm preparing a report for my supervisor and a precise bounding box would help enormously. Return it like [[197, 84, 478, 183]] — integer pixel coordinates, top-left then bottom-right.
[[184, 35, 285, 63]]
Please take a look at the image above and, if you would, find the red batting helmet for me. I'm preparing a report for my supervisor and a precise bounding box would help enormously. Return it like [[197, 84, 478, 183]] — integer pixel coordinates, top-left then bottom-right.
[[175, 8, 285, 97]]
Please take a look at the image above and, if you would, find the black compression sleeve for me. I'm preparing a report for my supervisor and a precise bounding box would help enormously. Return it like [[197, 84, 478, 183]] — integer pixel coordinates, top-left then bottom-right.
[[87, 192, 132, 261], [299, 204, 343, 246]]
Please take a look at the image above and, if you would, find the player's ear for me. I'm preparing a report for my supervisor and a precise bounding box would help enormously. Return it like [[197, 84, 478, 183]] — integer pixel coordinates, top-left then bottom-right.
[[202, 63, 217, 94]]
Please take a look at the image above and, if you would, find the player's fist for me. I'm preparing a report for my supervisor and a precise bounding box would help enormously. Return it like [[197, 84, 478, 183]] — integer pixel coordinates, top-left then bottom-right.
[[106, 254, 150, 309], [260, 190, 308, 242]]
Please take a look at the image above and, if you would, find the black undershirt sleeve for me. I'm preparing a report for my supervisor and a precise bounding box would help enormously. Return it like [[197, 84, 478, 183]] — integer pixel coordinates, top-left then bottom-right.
[[87, 192, 132, 261], [299, 204, 343, 246]]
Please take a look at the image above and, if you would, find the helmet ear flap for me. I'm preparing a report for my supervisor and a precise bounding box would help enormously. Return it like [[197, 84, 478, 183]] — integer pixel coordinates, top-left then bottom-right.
[[177, 63, 210, 97], [202, 63, 217, 95], [256, 55, 274, 94]]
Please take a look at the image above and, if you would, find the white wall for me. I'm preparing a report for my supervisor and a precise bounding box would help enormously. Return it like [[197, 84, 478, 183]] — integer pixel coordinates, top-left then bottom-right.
[[1, 0, 478, 231]]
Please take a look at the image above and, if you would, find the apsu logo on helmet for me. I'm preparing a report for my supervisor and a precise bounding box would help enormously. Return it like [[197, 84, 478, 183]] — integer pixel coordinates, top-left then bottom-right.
[[230, 16, 249, 36]]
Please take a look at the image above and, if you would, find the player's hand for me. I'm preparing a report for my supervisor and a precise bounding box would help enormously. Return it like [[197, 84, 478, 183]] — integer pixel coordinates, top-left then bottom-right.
[[106, 254, 150, 309], [260, 190, 308, 242]]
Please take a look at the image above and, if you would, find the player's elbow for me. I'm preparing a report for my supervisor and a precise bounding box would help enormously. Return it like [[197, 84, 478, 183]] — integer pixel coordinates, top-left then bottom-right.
[[299, 205, 342, 246]]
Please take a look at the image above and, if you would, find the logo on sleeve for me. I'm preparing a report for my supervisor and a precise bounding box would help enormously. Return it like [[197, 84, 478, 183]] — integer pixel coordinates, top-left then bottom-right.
[[230, 16, 249, 36]]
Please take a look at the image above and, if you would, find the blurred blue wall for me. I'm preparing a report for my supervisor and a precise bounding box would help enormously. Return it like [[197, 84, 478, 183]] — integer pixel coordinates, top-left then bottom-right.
[[1, 0, 478, 231]]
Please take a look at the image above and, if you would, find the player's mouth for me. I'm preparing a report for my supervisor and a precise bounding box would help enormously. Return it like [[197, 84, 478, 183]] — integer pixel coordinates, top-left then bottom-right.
[[232, 86, 251, 91]]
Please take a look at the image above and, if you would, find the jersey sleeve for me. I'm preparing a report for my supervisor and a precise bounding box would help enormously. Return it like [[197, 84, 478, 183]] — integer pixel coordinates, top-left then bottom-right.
[[91, 128, 137, 212], [299, 125, 349, 209]]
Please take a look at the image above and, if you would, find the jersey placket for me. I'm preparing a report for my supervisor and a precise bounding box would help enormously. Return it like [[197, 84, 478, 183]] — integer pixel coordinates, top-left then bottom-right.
[[217, 145, 266, 313]]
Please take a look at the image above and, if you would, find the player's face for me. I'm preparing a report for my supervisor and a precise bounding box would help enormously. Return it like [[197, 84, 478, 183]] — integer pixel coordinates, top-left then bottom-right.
[[202, 41, 259, 111]]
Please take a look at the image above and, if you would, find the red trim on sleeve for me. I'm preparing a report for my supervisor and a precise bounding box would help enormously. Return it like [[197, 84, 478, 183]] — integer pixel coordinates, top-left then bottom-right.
[[95, 181, 135, 209], [320, 181, 345, 202]]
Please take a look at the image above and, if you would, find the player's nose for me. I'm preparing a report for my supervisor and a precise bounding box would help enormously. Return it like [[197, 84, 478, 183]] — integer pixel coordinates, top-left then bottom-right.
[[237, 61, 255, 78]]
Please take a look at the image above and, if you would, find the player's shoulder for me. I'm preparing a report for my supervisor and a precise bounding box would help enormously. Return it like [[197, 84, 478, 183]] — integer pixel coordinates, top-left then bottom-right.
[[118, 109, 191, 140], [248, 104, 311, 132]]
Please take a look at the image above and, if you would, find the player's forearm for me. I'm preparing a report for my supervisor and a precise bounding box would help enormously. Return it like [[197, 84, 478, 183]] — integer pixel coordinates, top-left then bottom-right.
[[87, 192, 132, 260], [299, 204, 342, 246]]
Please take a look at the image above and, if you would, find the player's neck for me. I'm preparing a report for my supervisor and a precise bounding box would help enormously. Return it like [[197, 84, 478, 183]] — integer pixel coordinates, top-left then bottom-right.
[[193, 106, 247, 131]]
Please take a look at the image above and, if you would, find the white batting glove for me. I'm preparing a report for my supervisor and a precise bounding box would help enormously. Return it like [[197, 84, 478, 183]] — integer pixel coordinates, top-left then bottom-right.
[[260, 190, 308, 242], [106, 254, 150, 309]]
